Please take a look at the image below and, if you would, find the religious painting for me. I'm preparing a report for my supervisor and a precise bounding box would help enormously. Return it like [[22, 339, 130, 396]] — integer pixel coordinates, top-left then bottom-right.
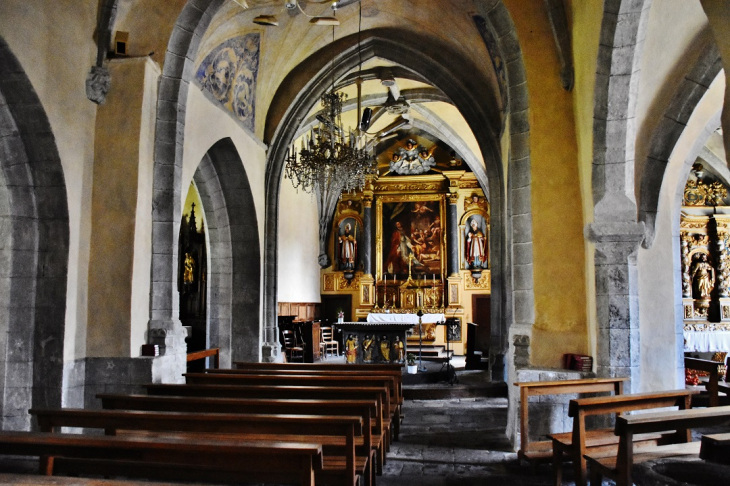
[[195, 34, 260, 132], [335, 216, 363, 272], [377, 195, 446, 281], [462, 212, 489, 270]]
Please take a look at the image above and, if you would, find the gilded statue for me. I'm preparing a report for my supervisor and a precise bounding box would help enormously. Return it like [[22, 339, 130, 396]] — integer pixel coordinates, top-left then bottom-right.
[[379, 336, 391, 362], [345, 334, 358, 364], [393, 336, 405, 363], [362, 335, 375, 363], [183, 253, 195, 284], [691, 253, 715, 299]]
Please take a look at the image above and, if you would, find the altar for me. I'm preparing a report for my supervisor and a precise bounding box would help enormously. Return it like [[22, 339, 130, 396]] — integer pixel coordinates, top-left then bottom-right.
[[367, 312, 445, 341], [336, 321, 415, 365]]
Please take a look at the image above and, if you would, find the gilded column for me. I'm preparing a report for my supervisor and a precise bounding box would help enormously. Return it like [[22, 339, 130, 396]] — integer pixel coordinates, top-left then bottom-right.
[[362, 194, 373, 276]]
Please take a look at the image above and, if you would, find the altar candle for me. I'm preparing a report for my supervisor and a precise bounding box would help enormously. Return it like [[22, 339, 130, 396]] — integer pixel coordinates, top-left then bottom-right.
[[433, 274, 435, 286]]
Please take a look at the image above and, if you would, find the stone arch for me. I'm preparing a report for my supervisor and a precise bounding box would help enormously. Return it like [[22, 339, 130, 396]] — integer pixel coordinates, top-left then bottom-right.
[[149, 0, 225, 352], [192, 138, 260, 365], [262, 27, 519, 363], [588, 0, 653, 392], [639, 43, 723, 248], [0, 37, 69, 429]]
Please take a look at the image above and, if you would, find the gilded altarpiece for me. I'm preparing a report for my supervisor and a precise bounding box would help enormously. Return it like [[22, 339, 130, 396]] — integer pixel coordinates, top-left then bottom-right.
[[320, 170, 492, 355], [680, 163, 730, 332]]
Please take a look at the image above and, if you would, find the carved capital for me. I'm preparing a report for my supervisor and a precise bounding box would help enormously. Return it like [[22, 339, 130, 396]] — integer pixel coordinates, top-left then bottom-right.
[[86, 65, 111, 105], [448, 193, 459, 205]]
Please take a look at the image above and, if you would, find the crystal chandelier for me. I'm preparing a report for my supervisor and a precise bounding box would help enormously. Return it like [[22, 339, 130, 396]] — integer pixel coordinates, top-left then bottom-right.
[[284, 90, 376, 195]]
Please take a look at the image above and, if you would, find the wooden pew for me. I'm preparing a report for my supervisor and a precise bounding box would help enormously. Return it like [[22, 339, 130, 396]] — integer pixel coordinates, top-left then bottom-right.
[[685, 357, 724, 407], [143, 383, 390, 472], [513, 377, 627, 467], [586, 404, 730, 486], [97, 394, 382, 475], [207, 367, 404, 439], [0, 430, 322, 486], [550, 389, 696, 486], [183, 372, 398, 445], [31, 409, 364, 486]]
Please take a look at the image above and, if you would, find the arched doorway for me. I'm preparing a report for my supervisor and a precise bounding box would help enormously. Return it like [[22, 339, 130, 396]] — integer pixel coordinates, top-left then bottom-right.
[[0, 37, 69, 430]]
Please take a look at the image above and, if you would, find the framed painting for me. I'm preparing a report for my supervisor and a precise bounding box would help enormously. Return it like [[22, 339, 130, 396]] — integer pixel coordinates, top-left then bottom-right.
[[376, 194, 446, 281], [334, 216, 363, 272]]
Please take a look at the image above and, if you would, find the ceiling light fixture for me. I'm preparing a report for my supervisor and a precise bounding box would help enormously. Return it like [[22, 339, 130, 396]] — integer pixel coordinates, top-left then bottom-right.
[[253, 14, 279, 26], [284, 1, 376, 268]]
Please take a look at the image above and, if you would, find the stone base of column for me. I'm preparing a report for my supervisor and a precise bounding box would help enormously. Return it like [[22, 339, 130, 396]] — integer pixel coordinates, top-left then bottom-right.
[[261, 341, 283, 363]]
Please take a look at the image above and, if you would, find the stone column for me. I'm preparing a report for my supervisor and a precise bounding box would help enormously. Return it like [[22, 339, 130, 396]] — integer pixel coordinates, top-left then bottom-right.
[[362, 195, 373, 276], [586, 221, 645, 392], [447, 193, 460, 276]]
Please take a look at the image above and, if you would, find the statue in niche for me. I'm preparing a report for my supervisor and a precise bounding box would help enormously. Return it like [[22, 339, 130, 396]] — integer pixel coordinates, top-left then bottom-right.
[[393, 336, 405, 363], [379, 336, 391, 362], [338, 222, 357, 271], [691, 253, 715, 299], [345, 334, 358, 364], [362, 335, 375, 363], [465, 216, 488, 269], [183, 252, 195, 284]]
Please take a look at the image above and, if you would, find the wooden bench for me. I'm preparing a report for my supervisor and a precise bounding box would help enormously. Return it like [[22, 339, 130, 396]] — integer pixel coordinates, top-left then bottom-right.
[[700, 431, 730, 464], [586, 404, 730, 486], [207, 367, 404, 439], [685, 357, 725, 407], [183, 372, 398, 445], [514, 377, 627, 467], [143, 383, 390, 472], [31, 408, 365, 486], [550, 389, 696, 486], [97, 394, 383, 475], [0, 430, 322, 486]]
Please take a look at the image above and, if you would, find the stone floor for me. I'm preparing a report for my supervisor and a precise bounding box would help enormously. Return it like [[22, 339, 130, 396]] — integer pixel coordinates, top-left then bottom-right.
[[379, 395, 560, 486]]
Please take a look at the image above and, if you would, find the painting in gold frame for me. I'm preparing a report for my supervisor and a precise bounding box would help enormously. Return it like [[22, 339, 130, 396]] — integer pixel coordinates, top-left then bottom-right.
[[376, 194, 446, 281]]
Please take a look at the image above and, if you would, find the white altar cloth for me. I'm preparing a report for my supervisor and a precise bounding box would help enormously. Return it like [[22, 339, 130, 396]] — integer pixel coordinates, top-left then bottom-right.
[[367, 313, 445, 324], [684, 331, 730, 352]]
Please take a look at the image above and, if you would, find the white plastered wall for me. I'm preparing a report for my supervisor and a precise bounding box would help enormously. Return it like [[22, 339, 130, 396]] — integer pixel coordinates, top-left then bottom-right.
[[182, 87, 268, 337], [276, 181, 321, 304], [0, 0, 98, 362], [638, 73, 725, 392]]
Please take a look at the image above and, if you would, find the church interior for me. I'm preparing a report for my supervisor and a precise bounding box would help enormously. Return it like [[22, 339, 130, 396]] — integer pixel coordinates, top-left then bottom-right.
[[2, 0, 730, 484]]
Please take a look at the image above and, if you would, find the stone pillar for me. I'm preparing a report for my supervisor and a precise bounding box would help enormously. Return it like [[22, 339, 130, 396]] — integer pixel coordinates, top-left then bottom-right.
[[447, 193, 460, 276], [362, 195, 373, 276], [586, 221, 645, 392]]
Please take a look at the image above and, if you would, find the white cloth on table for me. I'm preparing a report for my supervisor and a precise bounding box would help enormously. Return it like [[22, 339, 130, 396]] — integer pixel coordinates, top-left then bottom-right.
[[366, 313, 445, 324], [684, 330, 730, 352]]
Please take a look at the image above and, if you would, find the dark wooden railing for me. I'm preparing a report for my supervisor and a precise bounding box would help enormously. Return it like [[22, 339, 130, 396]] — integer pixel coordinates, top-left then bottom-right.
[[187, 348, 220, 369]]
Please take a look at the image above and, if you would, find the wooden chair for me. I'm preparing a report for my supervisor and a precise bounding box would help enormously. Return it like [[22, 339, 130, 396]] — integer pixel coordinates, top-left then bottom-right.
[[282, 330, 304, 362], [320, 326, 339, 357]]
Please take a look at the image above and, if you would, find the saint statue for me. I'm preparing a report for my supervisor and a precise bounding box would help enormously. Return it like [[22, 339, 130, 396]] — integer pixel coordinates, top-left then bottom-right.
[[345, 334, 358, 364], [338, 223, 357, 271], [465, 218, 487, 269], [183, 253, 195, 284], [379, 335, 391, 362], [362, 335, 375, 363], [393, 336, 405, 363], [691, 253, 715, 299]]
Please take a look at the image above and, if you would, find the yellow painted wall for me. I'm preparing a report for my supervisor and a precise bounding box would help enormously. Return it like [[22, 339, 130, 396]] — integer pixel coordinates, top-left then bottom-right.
[[504, 0, 588, 366], [87, 58, 155, 357], [567, 0, 603, 366]]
